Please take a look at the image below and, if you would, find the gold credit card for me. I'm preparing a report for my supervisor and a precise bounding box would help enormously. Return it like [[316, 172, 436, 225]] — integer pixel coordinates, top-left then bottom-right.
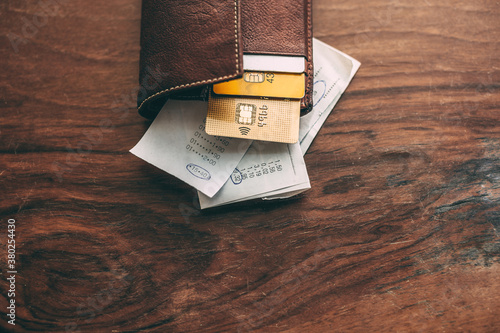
[[213, 72, 305, 99], [205, 93, 300, 144]]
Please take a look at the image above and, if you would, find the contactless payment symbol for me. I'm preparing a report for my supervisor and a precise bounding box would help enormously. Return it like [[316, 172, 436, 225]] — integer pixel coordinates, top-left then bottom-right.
[[238, 127, 251, 135]]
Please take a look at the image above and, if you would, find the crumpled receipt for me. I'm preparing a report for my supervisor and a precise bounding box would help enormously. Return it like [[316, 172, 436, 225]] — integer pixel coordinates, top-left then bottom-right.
[[299, 38, 361, 153], [198, 141, 309, 209], [130, 99, 252, 198]]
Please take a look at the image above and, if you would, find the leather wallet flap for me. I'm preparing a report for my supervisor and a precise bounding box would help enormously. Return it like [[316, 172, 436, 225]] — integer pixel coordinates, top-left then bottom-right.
[[241, 0, 310, 56], [138, 0, 243, 118], [138, 0, 312, 119]]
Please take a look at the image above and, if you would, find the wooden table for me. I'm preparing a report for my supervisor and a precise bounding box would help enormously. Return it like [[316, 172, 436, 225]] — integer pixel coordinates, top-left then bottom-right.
[[1, 0, 499, 331]]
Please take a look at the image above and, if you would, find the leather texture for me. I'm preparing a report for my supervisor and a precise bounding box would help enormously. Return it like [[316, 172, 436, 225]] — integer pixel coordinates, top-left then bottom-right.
[[240, 0, 314, 114], [138, 0, 313, 119]]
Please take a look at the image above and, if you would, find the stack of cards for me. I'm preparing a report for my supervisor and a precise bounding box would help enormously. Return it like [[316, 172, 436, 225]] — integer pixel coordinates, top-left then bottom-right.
[[131, 39, 361, 209], [205, 55, 307, 144]]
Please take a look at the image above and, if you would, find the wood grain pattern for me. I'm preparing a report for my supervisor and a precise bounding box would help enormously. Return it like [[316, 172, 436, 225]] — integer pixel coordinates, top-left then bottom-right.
[[1, 0, 499, 332]]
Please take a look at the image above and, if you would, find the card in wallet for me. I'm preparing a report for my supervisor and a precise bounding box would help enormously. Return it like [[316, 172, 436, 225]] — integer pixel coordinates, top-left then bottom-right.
[[137, 0, 313, 120]]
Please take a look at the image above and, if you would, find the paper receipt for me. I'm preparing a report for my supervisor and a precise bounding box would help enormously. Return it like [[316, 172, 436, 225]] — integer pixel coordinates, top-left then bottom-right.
[[198, 142, 309, 209], [130, 100, 252, 198], [299, 38, 361, 153]]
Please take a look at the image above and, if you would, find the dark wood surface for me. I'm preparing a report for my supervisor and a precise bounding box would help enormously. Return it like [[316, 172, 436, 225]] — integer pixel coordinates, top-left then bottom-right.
[[1, 0, 499, 332]]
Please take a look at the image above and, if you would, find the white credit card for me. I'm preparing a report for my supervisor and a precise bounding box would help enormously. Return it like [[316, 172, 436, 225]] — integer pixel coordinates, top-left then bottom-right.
[[243, 54, 306, 73]]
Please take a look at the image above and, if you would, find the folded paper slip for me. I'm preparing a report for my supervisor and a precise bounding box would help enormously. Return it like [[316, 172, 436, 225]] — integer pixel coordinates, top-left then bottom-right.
[[137, 0, 313, 119]]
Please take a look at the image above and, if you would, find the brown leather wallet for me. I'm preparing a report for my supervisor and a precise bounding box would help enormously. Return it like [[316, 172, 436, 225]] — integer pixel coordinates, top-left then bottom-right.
[[137, 0, 313, 119]]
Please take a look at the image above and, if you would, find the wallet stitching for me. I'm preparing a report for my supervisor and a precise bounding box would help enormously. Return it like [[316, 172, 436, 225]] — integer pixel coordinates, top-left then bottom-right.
[[303, 0, 313, 111], [234, 0, 240, 71], [138, 0, 240, 113]]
